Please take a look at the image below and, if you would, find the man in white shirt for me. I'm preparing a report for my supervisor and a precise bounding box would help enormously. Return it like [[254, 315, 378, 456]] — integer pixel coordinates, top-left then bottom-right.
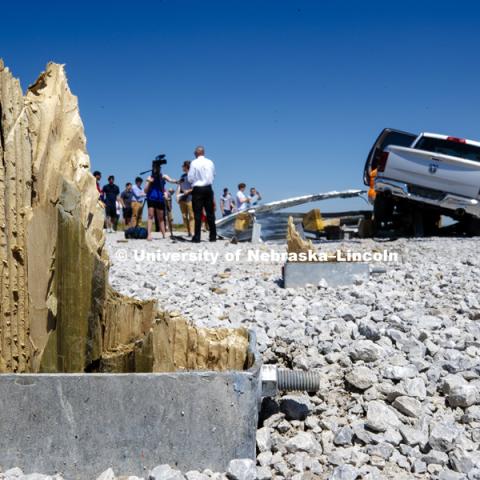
[[187, 146, 216, 242], [220, 188, 234, 217], [131, 176, 147, 226], [236, 183, 250, 212]]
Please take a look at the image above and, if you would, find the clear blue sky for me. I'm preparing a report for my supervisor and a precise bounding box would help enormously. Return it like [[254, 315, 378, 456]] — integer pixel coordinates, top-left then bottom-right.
[[2, 0, 480, 214]]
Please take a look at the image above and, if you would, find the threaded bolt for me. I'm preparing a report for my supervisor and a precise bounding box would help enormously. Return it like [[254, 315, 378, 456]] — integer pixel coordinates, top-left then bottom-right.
[[277, 368, 320, 393], [260, 365, 320, 397]]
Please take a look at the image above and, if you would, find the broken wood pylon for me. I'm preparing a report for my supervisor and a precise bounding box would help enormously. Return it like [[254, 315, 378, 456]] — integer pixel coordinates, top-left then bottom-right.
[[0, 61, 248, 373]]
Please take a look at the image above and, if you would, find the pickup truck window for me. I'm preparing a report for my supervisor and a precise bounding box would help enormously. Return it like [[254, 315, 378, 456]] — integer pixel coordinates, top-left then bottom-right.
[[415, 137, 480, 162], [380, 132, 417, 151], [363, 129, 417, 185]]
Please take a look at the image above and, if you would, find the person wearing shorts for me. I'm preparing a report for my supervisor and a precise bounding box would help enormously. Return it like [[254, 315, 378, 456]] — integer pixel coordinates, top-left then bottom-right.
[[144, 166, 177, 240], [102, 175, 120, 232]]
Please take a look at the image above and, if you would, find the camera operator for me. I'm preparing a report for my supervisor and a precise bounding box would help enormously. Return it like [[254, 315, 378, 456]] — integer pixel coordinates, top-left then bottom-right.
[[188, 146, 216, 243], [144, 159, 177, 240]]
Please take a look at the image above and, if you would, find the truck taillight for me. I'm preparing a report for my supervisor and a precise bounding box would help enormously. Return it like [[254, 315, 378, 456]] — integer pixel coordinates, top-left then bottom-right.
[[377, 151, 389, 172], [447, 136, 466, 144]]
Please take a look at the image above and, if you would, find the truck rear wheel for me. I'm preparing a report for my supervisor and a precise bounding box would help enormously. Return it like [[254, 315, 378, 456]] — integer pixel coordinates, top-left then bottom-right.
[[412, 210, 440, 237], [465, 216, 480, 236], [373, 193, 393, 233], [423, 212, 441, 236], [412, 210, 424, 237]]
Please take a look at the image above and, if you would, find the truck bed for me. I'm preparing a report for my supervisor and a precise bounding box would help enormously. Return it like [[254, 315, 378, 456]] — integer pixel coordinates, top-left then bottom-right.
[[382, 145, 480, 199]]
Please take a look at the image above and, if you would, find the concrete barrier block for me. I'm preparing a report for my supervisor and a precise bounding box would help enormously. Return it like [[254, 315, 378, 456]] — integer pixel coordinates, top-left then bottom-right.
[[283, 262, 369, 288], [0, 359, 260, 478]]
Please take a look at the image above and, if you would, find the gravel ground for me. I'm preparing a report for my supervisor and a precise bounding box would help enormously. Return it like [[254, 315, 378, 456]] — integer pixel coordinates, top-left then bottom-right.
[[6, 233, 480, 480], [107, 233, 480, 480]]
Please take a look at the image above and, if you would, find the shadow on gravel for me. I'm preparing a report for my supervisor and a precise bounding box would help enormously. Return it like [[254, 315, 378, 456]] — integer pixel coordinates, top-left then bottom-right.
[[258, 398, 280, 427]]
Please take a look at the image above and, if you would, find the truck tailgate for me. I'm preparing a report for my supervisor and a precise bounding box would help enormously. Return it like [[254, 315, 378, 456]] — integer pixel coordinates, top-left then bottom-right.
[[383, 145, 480, 199]]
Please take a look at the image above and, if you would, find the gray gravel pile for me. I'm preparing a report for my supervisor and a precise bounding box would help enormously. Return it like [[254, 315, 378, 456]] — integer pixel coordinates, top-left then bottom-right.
[[108, 234, 480, 479], [107, 235, 480, 479], [4, 235, 479, 479]]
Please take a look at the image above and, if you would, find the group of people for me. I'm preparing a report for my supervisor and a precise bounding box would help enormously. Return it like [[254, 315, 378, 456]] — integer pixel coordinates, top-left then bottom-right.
[[95, 146, 251, 242], [94, 173, 154, 233], [220, 184, 262, 215]]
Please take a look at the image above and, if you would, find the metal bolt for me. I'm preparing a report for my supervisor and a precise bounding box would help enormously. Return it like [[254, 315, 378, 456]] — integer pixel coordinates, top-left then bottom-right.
[[260, 365, 320, 397], [277, 368, 320, 392]]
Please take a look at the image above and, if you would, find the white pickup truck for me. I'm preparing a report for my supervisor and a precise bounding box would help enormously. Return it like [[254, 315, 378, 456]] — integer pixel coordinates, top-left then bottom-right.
[[364, 128, 480, 235]]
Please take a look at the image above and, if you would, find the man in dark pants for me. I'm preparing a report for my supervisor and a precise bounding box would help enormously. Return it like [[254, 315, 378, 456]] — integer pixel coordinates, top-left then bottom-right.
[[103, 175, 120, 232], [188, 146, 216, 242]]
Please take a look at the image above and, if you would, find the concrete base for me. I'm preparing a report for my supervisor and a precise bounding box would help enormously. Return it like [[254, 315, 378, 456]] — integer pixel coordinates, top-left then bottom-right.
[[283, 262, 369, 288], [251, 222, 262, 243], [0, 342, 260, 479]]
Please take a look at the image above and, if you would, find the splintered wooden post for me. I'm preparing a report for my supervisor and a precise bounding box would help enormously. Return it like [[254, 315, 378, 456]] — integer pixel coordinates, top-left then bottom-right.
[[0, 61, 249, 374]]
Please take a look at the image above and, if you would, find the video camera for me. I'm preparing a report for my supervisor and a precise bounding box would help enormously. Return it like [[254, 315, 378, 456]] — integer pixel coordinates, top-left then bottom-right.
[[139, 154, 167, 176]]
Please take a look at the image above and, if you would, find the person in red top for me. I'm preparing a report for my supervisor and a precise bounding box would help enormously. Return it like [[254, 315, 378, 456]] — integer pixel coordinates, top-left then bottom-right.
[[201, 198, 216, 232], [93, 171, 103, 201]]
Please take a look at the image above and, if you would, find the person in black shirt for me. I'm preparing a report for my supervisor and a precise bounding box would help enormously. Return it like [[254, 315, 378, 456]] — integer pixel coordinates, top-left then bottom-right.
[[121, 182, 134, 227], [103, 175, 120, 232]]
